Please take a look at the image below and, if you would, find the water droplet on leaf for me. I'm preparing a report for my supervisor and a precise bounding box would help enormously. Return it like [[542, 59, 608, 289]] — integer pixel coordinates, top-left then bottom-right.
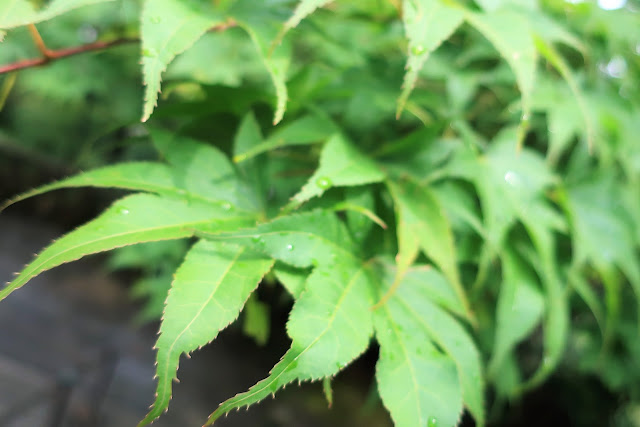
[[142, 48, 157, 58], [412, 44, 426, 55], [315, 177, 332, 190], [286, 244, 294, 251], [427, 416, 438, 427], [119, 207, 130, 215], [504, 171, 521, 187], [222, 202, 232, 211]]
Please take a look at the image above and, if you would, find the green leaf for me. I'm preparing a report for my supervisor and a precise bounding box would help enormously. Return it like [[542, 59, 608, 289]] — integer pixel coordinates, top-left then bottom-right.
[[0, 162, 217, 212], [464, 9, 537, 143], [0, 0, 111, 29], [564, 176, 640, 326], [204, 210, 356, 269], [377, 260, 485, 425], [388, 178, 472, 321], [446, 134, 558, 273], [375, 259, 485, 427], [207, 258, 375, 424], [273, 262, 309, 299], [489, 249, 545, 378], [233, 112, 267, 213], [397, 0, 463, 117], [519, 210, 569, 390], [243, 294, 271, 346], [344, 187, 377, 243], [150, 128, 256, 210], [290, 134, 385, 206], [274, 0, 332, 47], [233, 113, 337, 162], [229, 0, 292, 124], [139, 240, 273, 426], [1, 194, 252, 302], [533, 35, 595, 152], [474, 0, 534, 12], [140, 0, 223, 122]]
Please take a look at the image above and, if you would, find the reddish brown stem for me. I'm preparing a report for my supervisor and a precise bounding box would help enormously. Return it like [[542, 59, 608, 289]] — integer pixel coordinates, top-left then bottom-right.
[[0, 20, 237, 75], [0, 37, 137, 74]]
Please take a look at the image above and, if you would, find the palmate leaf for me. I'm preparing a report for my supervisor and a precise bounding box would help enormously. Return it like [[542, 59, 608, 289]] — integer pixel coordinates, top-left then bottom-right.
[[374, 260, 484, 427], [193, 210, 374, 423], [140, 0, 224, 122], [397, 0, 463, 117], [139, 240, 274, 426], [206, 258, 375, 424], [0, 194, 253, 301], [0, 0, 110, 29], [290, 134, 385, 205]]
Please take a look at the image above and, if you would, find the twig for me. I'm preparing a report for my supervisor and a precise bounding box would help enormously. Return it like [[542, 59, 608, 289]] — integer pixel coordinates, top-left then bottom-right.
[[0, 20, 237, 75]]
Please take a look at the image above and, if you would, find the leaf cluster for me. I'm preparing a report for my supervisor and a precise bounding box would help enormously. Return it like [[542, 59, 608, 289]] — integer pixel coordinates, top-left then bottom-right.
[[1, 0, 640, 426]]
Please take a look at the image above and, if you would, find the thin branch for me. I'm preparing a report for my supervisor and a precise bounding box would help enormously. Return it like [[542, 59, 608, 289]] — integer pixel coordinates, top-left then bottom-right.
[[0, 20, 237, 75]]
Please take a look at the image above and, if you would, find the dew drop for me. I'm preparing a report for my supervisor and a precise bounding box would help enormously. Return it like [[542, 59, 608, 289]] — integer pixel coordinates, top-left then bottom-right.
[[412, 44, 426, 56], [251, 236, 261, 243], [222, 202, 232, 211], [427, 416, 438, 427], [119, 207, 130, 215], [142, 48, 157, 58], [504, 171, 520, 187], [286, 244, 294, 251], [315, 177, 332, 190]]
